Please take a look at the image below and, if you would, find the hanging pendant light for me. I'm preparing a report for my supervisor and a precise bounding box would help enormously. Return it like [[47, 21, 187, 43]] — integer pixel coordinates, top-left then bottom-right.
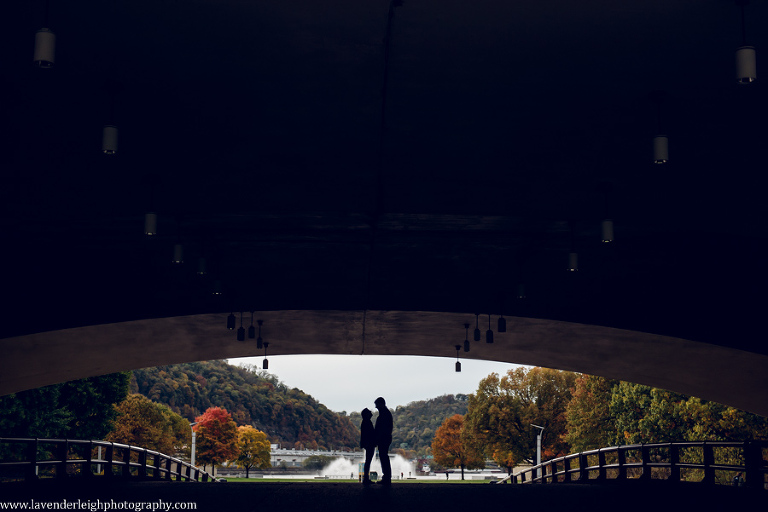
[[653, 135, 669, 164], [463, 323, 470, 353], [517, 283, 526, 300], [568, 252, 579, 272], [212, 279, 223, 296], [736, 1, 756, 84], [737, 46, 757, 83], [263, 342, 269, 370], [172, 243, 184, 264], [226, 312, 236, 330], [256, 319, 264, 349], [601, 219, 614, 243], [237, 312, 245, 341], [33, 28, 55, 68], [33, 0, 55, 68], [486, 314, 494, 344], [497, 314, 506, 333], [248, 312, 256, 339], [197, 257, 207, 275], [144, 212, 157, 236], [473, 314, 481, 342], [102, 125, 118, 154], [455, 345, 462, 373]]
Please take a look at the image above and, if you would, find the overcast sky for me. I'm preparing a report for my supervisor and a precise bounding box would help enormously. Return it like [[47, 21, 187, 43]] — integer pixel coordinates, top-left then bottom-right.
[[229, 354, 525, 414]]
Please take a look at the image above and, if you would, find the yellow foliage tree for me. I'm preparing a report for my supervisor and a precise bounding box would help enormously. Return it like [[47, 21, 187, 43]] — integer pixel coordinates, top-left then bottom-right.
[[235, 425, 272, 478]]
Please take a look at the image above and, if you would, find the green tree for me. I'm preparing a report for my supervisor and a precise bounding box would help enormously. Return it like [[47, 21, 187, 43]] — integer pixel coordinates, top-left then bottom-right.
[[431, 414, 484, 480], [235, 425, 272, 477], [464, 367, 576, 472], [194, 407, 239, 472], [0, 372, 130, 439], [565, 374, 616, 451], [106, 394, 190, 455]]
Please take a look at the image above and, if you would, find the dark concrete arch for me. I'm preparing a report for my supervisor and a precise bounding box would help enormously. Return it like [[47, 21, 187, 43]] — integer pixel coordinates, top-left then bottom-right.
[[2, 1, 768, 424], [2, 310, 766, 417]]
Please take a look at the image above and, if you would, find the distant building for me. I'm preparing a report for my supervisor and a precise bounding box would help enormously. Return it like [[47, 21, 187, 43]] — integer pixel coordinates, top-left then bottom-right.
[[270, 446, 366, 468]]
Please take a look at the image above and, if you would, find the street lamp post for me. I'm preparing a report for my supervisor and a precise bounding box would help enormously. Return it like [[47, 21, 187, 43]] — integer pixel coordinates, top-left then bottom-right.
[[531, 424, 545, 480], [190, 422, 199, 467]]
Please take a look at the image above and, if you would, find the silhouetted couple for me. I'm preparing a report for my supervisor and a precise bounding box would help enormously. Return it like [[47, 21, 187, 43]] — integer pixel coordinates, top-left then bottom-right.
[[360, 396, 393, 485]]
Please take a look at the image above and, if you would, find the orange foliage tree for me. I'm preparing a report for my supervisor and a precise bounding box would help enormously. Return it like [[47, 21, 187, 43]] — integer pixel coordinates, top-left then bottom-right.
[[194, 407, 239, 472], [431, 414, 484, 480]]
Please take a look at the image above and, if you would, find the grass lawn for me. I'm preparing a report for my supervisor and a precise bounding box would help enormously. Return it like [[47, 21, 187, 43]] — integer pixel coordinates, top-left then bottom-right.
[[221, 477, 490, 484]]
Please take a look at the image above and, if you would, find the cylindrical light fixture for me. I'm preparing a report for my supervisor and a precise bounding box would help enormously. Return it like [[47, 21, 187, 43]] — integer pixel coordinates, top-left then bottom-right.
[[486, 314, 493, 344], [172, 243, 184, 264], [237, 312, 245, 342], [653, 135, 669, 164], [498, 315, 506, 333], [473, 314, 481, 342], [463, 323, 470, 353], [517, 283, 526, 300], [568, 252, 579, 272], [248, 312, 256, 339], [736, 1, 756, 84], [736, 46, 756, 83], [455, 345, 462, 373], [212, 280, 223, 296], [263, 342, 269, 370], [197, 257, 207, 275], [33, 28, 55, 68], [601, 219, 614, 243], [102, 125, 118, 154], [144, 212, 157, 236], [226, 312, 236, 330]]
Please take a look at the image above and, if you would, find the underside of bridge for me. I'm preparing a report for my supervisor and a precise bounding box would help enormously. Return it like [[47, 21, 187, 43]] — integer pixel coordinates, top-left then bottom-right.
[[1, 1, 767, 416]]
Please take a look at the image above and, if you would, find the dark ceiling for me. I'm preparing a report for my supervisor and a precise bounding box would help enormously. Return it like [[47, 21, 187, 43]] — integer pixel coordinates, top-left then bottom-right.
[[2, 0, 767, 356]]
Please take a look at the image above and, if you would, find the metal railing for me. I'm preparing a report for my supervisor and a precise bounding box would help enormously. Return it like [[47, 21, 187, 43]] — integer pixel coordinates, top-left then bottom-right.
[[0, 438, 217, 483], [497, 441, 768, 490]]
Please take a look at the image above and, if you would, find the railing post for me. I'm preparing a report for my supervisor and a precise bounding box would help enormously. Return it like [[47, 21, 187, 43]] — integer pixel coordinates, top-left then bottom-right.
[[122, 446, 131, 478], [105, 443, 114, 478], [563, 457, 571, 483], [702, 442, 715, 485], [153, 453, 162, 480], [579, 453, 588, 482], [84, 441, 94, 478], [744, 441, 763, 490], [26, 438, 39, 481], [165, 457, 173, 480], [597, 450, 606, 482], [138, 449, 147, 479], [640, 444, 651, 481], [669, 444, 680, 483], [617, 447, 626, 481], [57, 440, 69, 479]]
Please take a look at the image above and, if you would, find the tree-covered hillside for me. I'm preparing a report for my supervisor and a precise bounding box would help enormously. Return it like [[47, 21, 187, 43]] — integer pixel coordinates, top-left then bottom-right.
[[131, 360, 359, 450], [348, 394, 469, 457]]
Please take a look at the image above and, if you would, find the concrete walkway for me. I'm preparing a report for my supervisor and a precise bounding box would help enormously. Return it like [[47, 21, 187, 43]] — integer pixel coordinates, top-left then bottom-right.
[[2, 480, 764, 511]]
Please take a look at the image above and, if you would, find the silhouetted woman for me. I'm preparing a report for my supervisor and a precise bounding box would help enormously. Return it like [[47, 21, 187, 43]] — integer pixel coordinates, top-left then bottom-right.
[[360, 408, 375, 484]]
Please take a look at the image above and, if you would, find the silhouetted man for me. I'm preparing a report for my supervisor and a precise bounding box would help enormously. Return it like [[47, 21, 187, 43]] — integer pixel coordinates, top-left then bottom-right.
[[374, 396, 393, 485]]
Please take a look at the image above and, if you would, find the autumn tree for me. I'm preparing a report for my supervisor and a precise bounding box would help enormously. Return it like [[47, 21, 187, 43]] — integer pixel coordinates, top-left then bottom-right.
[[107, 394, 190, 455], [194, 407, 239, 472], [431, 414, 484, 480], [464, 367, 576, 472], [565, 374, 616, 451], [235, 425, 272, 477]]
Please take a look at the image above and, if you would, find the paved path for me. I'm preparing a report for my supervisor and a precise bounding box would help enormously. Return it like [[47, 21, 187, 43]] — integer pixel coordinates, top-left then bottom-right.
[[2, 480, 764, 511]]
